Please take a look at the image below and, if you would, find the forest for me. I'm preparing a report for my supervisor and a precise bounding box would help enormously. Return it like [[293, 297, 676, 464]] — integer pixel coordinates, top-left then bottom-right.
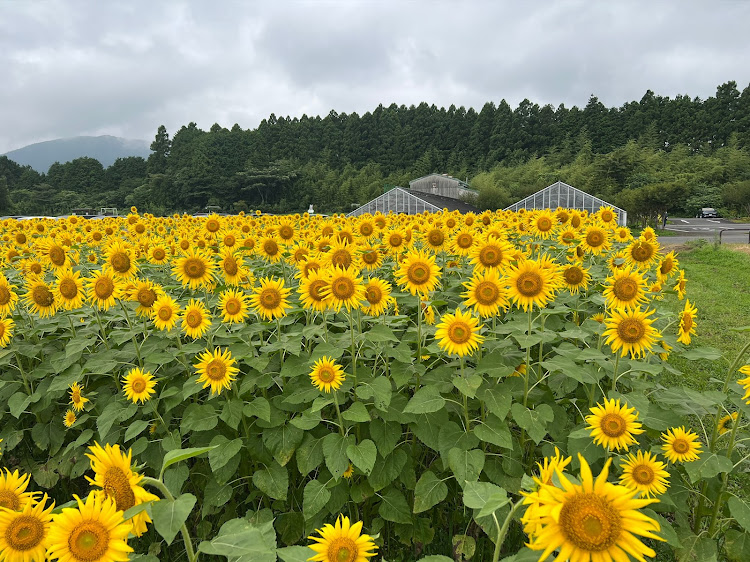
[[1, 80, 750, 223]]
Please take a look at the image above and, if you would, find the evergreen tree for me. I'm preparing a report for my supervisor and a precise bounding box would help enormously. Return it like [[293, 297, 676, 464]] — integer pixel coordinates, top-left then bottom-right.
[[148, 125, 171, 174], [0, 176, 13, 215]]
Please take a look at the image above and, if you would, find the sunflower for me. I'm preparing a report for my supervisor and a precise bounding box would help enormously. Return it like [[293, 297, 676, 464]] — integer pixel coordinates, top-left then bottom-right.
[[122, 368, 157, 404], [297, 256, 324, 279], [23, 278, 57, 317], [321, 266, 365, 312], [172, 248, 215, 290], [0, 493, 54, 562], [218, 288, 250, 323], [218, 248, 248, 286], [103, 241, 138, 279], [181, 299, 212, 339], [69, 382, 89, 412], [357, 243, 383, 271], [64, 410, 77, 428], [579, 224, 611, 255], [384, 228, 408, 254], [423, 226, 447, 251], [362, 278, 393, 317], [661, 426, 702, 463], [326, 238, 356, 270], [677, 299, 698, 345], [557, 227, 579, 247], [0, 275, 18, 316], [673, 269, 687, 300], [450, 229, 477, 256], [657, 250, 679, 283], [620, 450, 670, 498], [395, 249, 441, 296], [603, 308, 659, 358], [522, 454, 663, 562], [194, 347, 239, 395], [0, 469, 34, 511], [469, 234, 515, 272], [528, 209, 557, 239], [85, 442, 158, 537], [250, 277, 292, 321], [434, 308, 484, 357], [147, 241, 170, 265], [534, 447, 572, 487], [560, 264, 591, 295], [86, 270, 122, 311], [37, 238, 70, 270], [597, 206, 618, 226], [308, 515, 377, 562], [298, 269, 330, 313], [506, 259, 560, 312], [257, 236, 283, 263], [718, 412, 739, 435], [614, 226, 633, 243], [0, 317, 14, 348], [127, 279, 162, 318], [355, 218, 376, 240], [585, 397, 644, 451], [462, 268, 509, 317], [602, 266, 648, 310], [51, 268, 85, 310], [309, 356, 345, 393], [626, 237, 660, 270], [342, 463, 355, 479], [151, 295, 180, 331], [46, 493, 133, 562]]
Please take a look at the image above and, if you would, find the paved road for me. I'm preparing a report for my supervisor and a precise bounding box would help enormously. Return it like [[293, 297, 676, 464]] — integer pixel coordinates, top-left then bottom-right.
[[658, 217, 750, 246]]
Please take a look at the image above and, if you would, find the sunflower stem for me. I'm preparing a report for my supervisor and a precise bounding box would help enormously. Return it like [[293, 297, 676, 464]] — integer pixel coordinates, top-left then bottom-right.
[[142, 476, 199, 562], [119, 301, 143, 368], [611, 355, 620, 393], [416, 294, 423, 370], [492, 498, 525, 562], [332, 390, 345, 436], [708, 409, 743, 536], [461, 357, 471, 431], [14, 351, 33, 395], [93, 307, 110, 350], [349, 311, 358, 392]]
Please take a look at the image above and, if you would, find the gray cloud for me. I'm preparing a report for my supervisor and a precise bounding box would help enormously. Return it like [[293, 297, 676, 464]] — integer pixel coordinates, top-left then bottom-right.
[[1, 0, 749, 154]]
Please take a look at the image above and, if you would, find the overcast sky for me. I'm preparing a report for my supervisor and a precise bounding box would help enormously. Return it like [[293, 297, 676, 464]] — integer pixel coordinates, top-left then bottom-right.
[[2, 0, 749, 154]]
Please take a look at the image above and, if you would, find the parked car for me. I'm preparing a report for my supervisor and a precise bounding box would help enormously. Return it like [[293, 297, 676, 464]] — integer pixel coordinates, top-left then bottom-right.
[[697, 208, 718, 218]]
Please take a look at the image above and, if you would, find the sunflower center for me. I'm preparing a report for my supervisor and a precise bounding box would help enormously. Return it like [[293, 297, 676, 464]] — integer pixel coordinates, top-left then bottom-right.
[[559, 493, 622, 552], [294, 248, 308, 262], [537, 217, 553, 232], [516, 272, 542, 297], [479, 246, 501, 267], [260, 289, 282, 309], [407, 262, 430, 284], [137, 288, 157, 308], [206, 219, 220, 233], [682, 313, 693, 331], [103, 466, 136, 511], [0, 285, 11, 305], [617, 318, 645, 344], [153, 248, 166, 260], [279, 225, 294, 240], [602, 210, 614, 222], [475, 281, 499, 305], [362, 250, 378, 264], [186, 311, 202, 328], [68, 521, 110, 562], [457, 234, 473, 248], [561, 231, 575, 244], [331, 277, 355, 300], [672, 438, 690, 454], [331, 250, 352, 269], [586, 231, 604, 247], [632, 464, 655, 485], [308, 280, 326, 302], [15, 232, 27, 244], [206, 359, 227, 381], [389, 234, 403, 247], [631, 243, 653, 262], [600, 413, 627, 437], [180, 239, 190, 250], [564, 267, 584, 285], [365, 286, 382, 304], [318, 367, 336, 383], [32, 285, 54, 307], [613, 277, 638, 301], [110, 252, 131, 273], [660, 258, 673, 275], [428, 230, 444, 246], [184, 257, 206, 279], [220, 256, 238, 276], [224, 299, 241, 315], [328, 537, 358, 562], [30, 263, 43, 275], [6, 514, 44, 551], [49, 245, 66, 266], [360, 223, 373, 236], [132, 379, 146, 393], [0, 490, 20, 510], [448, 321, 471, 344], [263, 240, 279, 256], [158, 306, 173, 321]]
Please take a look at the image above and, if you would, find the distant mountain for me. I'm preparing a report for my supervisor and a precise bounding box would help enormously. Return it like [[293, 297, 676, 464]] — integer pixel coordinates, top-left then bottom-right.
[[2, 135, 151, 173]]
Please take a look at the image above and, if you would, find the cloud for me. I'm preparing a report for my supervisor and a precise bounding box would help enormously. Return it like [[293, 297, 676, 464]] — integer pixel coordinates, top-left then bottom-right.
[[1, 0, 749, 154]]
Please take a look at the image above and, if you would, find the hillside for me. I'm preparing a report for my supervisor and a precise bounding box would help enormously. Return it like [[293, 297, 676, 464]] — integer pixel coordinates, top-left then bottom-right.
[[2, 135, 150, 173]]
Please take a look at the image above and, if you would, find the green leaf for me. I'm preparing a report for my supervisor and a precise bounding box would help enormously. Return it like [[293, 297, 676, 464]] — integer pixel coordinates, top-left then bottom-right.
[[684, 453, 733, 483], [244, 396, 271, 422], [369, 449, 407, 491], [378, 487, 412, 524], [413, 470, 448, 513], [473, 415, 513, 449], [463, 481, 508, 516], [220, 398, 244, 430], [346, 439, 377, 475], [124, 419, 150, 442], [510, 403, 554, 444], [151, 493, 197, 545], [725, 530, 750, 562], [452, 374, 483, 398], [681, 347, 723, 361], [322, 433, 355, 479], [180, 403, 218, 434], [447, 448, 485, 486], [296, 435, 324, 476], [366, 324, 399, 342], [8, 392, 31, 418], [342, 401, 371, 422], [263, 424, 304, 467], [729, 497, 750, 532], [452, 535, 476, 561], [198, 518, 276, 562], [303, 480, 331, 520], [208, 436, 243, 472], [477, 387, 512, 420], [277, 546, 313, 562], [252, 461, 289, 500], [403, 386, 445, 414], [416, 557, 454, 562], [356, 377, 392, 411], [160, 446, 215, 479]]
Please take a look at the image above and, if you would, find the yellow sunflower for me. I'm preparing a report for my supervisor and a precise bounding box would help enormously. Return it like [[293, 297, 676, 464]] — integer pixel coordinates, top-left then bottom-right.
[[126, 279, 162, 318], [718, 412, 739, 435], [462, 268, 509, 318], [579, 224, 611, 255], [309, 356, 346, 393], [620, 450, 670, 498], [46, 493, 133, 562], [585, 397, 644, 451], [69, 382, 89, 412], [147, 241, 170, 265], [0, 317, 14, 348], [250, 277, 292, 320], [626, 237, 660, 270], [450, 229, 477, 256], [602, 266, 648, 310], [86, 270, 122, 311], [0, 274, 19, 316], [528, 209, 557, 239], [308, 515, 377, 562], [362, 277, 393, 317], [218, 288, 250, 323], [395, 249, 441, 296], [151, 295, 180, 331], [325, 238, 356, 270], [298, 269, 330, 313], [37, 238, 70, 270], [172, 248, 215, 290], [103, 241, 138, 279], [51, 268, 84, 310], [357, 242, 383, 271], [64, 410, 77, 428], [122, 367, 157, 404], [423, 226, 447, 251], [469, 234, 515, 272], [657, 250, 679, 283], [522, 454, 663, 562], [321, 266, 365, 312], [0, 493, 54, 562], [218, 248, 248, 286], [673, 269, 687, 300], [257, 236, 283, 263], [603, 308, 660, 358], [661, 426, 702, 463], [560, 264, 591, 295], [677, 299, 698, 345], [0, 469, 34, 511], [195, 347, 240, 395], [434, 308, 484, 357], [23, 278, 57, 318], [506, 259, 560, 312], [181, 299, 212, 339]]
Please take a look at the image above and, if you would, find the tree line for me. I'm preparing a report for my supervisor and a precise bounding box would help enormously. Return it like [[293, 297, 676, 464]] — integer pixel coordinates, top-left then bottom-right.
[[1, 80, 749, 222]]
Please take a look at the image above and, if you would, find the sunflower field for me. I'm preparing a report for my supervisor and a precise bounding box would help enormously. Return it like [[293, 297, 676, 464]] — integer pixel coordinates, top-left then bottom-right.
[[0, 207, 749, 562]]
